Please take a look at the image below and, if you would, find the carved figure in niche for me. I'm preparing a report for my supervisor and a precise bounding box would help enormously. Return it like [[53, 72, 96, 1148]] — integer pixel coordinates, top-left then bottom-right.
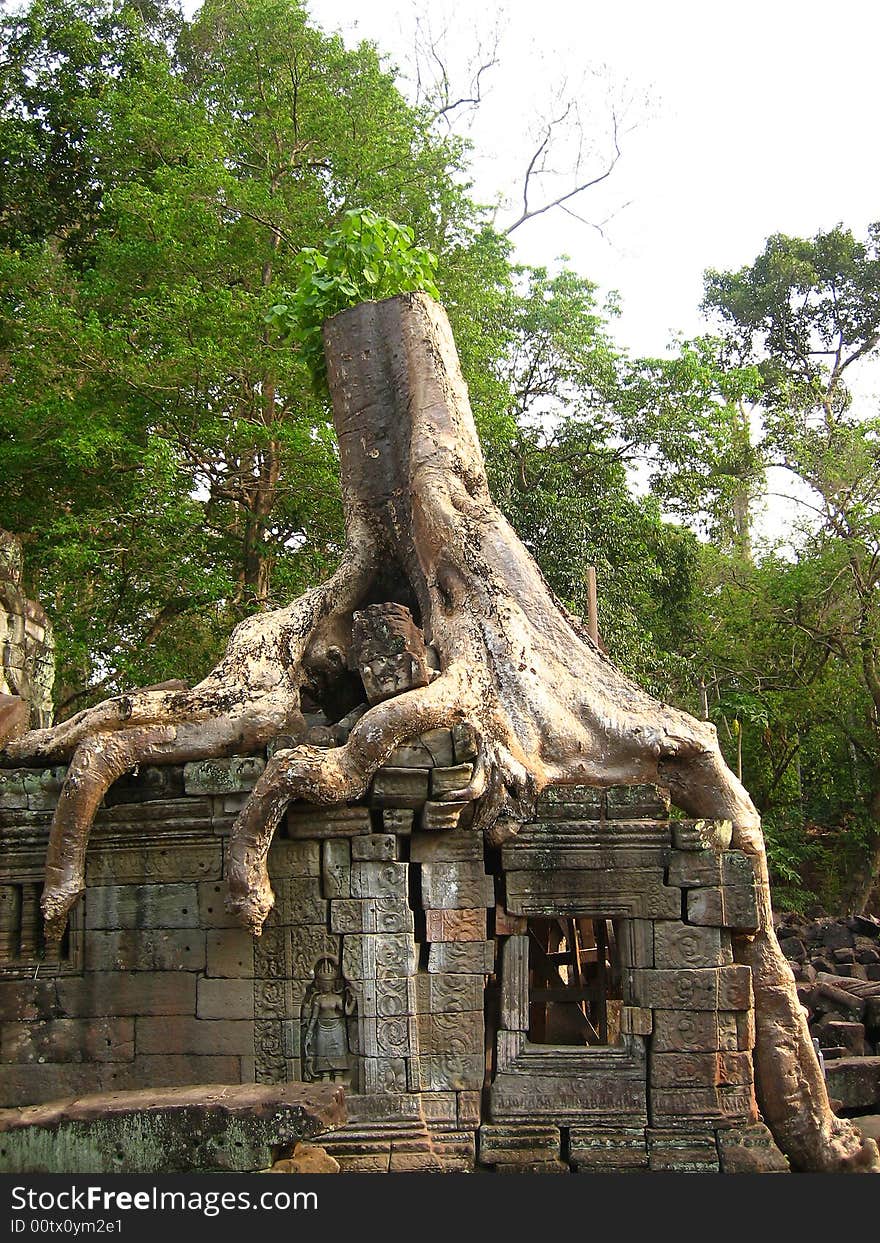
[[350, 602, 431, 705], [302, 956, 357, 1084]]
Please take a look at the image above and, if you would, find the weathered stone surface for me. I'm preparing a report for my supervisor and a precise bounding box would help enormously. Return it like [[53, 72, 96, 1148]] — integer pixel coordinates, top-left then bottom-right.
[[0, 1082, 345, 1173], [350, 861, 408, 900], [380, 808, 414, 835], [824, 1056, 880, 1111], [650, 1083, 757, 1126], [716, 1123, 790, 1173], [284, 805, 371, 838], [568, 1125, 648, 1170], [351, 833, 397, 861], [421, 861, 494, 909], [86, 842, 221, 886], [357, 976, 417, 1019], [198, 880, 240, 928], [197, 977, 253, 1020], [630, 966, 753, 1011], [653, 920, 729, 968], [287, 929, 341, 979], [412, 1053, 485, 1091], [1, 1018, 134, 1064], [491, 1066, 647, 1122], [420, 801, 468, 831], [500, 935, 528, 1031], [479, 1123, 561, 1164], [267, 839, 321, 878], [505, 868, 680, 919], [387, 728, 454, 769], [410, 828, 484, 863], [86, 928, 206, 973], [649, 1050, 753, 1088], [651, 1009, 755, 1053], [425, 908, 487, 942], [341, 933, 417, 980], [270, 876, 327, 926], [268, 1141, 340, 1174], [330, 898, 414, 935], [362, 1058, 409, 1094], [56, 972, 197, 1017], [494, 905, 527, 935], [370, 767, 429, 808], [620, 1006, 653, 1036], [136, 1016, 254, 1057], [427, 940, 494, 975], [418, 1010, 484, 1055], [671, 819, 732, 851], [647, 1128, 720, 1172], [457, 1091, 482, 1127], [605, 784, 669, 819], [205, 929, 254, 977], [417, 973, 485, 1014], [183, 756, 265, 795], [104, 766, 185, 806], [321, 839, 350, 898], [84, 883, 199, 930], [430, 764, 474, 798]]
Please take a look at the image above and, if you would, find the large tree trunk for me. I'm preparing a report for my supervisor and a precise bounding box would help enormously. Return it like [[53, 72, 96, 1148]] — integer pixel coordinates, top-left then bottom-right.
[[2, 294, 877, 1172]]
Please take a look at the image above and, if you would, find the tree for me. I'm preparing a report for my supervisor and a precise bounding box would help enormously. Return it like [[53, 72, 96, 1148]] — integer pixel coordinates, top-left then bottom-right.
[[702, 225, 880, 911], [0, 0, 494, 708], [2, 269, 876, 1171]]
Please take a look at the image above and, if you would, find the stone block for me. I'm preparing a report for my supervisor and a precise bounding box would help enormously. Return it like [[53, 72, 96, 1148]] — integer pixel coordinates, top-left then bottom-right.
[[387, 728, 454, 768], [206, 929, 254, 978], [55, 972, 197, 1017], [417, 973, 485, 1014], [1, 1018, 134, 1064], [330, 898, 413, 935], [500, 935, 528, 1032], [350, 861, 408, 900], [630, 965, 753, 1011], [653, 920, 729, 968], [605, 784, 668, 819], [84, 883, 200, 931], [198, 881, 239, 928], [356, 976, 417, 1019], [425, 908, 487, 942], [86, 842, 221, 886], [421, 801, 468, 831], [568, 1125, 648, 1171], [649, 1050, 753, 1088], [136, 1016, 254, 1057], [377, 1014, 419, 1058], [381, 809, 414, 835], [269, 876, 327, 927], [266, 839, 321, 878], [351, 834, 397, 861], [413, 1053, 485, 1091], [534, 784, 603, 818], [410, 829, 485, 863], [451, 722, 480, 763], [85, 928, 206, 973], [419, 1010, 484, 1056], [667, 849, 722, 888], [428, 940, 494, 975], [479, 1124, 561, 1164], [197, 977, 254, 1020], [341, 933, 417, 980], [362, 1058, 408, 1094], [672, 819, 733, 851], [824, 1055, 880, 1111], [419, 1092, 457, 1122], [504, 867, 680, 919], [716, 1124, 789, 1173], [321, 839, 350, 899], [284, 805, 371, 838], [620, 1006, 653, 1036], [650, 1083, 756, 1126], [651, 1009, 754, 1052], [370, 767, 429, 808], [647, 1129, 720, 1172], [458, 1091, 482, 1127], [421, 861, 494, 910], [183, 756, 265, 795], [430, 764, 474, 798]]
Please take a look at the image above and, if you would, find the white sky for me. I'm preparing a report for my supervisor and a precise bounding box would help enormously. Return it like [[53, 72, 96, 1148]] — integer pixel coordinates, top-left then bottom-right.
[[307, 0, 880, 359]]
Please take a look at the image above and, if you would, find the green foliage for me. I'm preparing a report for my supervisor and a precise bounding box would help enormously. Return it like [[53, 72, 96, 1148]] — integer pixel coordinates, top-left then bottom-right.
[[267, 208, 440, 389]]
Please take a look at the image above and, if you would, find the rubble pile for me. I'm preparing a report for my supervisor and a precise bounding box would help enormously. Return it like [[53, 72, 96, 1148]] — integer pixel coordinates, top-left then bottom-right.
[[776, 912, 880, 1115]]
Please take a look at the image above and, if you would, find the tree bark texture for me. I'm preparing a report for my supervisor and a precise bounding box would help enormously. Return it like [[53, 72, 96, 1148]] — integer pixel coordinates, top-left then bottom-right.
[[2, 294, 877, 1172]]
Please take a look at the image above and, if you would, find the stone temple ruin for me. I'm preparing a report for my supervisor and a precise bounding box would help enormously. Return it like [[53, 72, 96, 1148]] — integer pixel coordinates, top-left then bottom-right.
[[0, 295, 877, 1174]]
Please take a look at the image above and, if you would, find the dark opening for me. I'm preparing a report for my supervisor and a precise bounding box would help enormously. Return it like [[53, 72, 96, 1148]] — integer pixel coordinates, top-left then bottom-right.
[[527, 916, 623, 1046]]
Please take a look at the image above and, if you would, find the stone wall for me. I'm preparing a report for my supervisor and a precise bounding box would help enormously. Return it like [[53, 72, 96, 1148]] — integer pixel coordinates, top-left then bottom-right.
[[0, 746, 788, 1173]]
